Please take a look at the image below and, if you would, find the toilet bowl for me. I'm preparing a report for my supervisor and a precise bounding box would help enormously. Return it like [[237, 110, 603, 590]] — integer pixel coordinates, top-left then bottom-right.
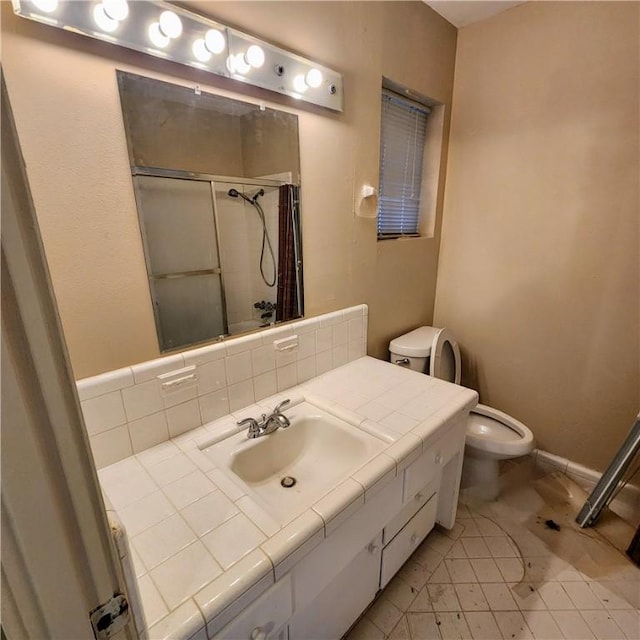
[[389, 326, 534, 500]]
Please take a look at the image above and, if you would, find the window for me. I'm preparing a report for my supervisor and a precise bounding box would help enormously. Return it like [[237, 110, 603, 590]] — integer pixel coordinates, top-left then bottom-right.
[[377, 89, 430, 238]]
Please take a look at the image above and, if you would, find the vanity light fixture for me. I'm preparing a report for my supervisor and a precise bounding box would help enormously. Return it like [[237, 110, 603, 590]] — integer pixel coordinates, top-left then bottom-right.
[[293, 74, 308, 94], [11, 0, 344, 111], [31, 0, 57, 13], [93, 3, 120, 34], [305, 68, 323, 88], [103, 0, 129, 21]]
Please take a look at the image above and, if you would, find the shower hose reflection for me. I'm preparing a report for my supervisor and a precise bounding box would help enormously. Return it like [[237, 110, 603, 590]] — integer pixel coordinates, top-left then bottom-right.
[[228, 188, 277, 287]]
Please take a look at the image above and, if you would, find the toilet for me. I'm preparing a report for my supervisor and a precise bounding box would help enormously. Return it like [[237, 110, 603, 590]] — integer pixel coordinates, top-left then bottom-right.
[[389, 326, 534, 500]]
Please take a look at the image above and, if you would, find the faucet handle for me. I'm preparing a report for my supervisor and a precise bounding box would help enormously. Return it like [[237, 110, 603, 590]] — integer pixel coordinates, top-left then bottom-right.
[[274, 399, 290, 414], [237, 417, 261, 438]]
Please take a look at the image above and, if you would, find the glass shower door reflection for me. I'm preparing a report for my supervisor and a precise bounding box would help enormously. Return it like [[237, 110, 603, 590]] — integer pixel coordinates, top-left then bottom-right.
[[134, 175, 226, 350]]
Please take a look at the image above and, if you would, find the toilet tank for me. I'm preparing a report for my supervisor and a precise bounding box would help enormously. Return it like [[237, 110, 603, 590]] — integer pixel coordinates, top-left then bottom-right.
[[389, 327, 440, 374]]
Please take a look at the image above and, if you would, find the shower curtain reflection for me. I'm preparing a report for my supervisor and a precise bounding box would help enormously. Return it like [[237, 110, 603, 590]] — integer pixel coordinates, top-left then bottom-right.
[[277, 184, 303, 323]]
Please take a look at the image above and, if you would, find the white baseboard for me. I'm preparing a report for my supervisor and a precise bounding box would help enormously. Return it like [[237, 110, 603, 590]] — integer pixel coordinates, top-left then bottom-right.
[[531, 449, 640, 527]]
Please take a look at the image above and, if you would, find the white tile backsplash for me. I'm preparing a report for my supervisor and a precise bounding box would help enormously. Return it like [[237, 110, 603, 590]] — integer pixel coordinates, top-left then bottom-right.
[[276, 363, 298, 392], [333, 322, 349, 346], [253, 371, 277, 401], [81, 391, 127, 435], [227, 380, 255, 412], [315, 326, 333, 352], [90, 425, 133, 468], [80, 305, 369, 468], [129, 412, 170, 454], [198, 389, 230, 424], [225, 351, 253, 385], [77, 366, 134, 401], [182, 342, 226, 367], [166, 400, 201, 438], [133, 354, 185, 384], [251, 344, 276, 376], [122, 379, 164, 422]]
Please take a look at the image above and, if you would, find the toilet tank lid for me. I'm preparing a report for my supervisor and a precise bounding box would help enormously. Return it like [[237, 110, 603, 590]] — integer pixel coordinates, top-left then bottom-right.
[[389, 326, 441, 358]]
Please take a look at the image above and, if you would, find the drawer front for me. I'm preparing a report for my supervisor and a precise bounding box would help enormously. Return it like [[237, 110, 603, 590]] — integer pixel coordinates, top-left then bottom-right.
[[214, 574, 293, 640], [384, 476, 438, 544], [403, 450, 440, 504], [380, 496, 437, 588], [403, 428, 462, 503], [428, 428, 463, 468]]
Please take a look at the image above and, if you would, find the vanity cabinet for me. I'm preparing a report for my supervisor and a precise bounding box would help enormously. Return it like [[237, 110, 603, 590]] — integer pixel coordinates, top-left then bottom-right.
[[283, 427, 466, 639]]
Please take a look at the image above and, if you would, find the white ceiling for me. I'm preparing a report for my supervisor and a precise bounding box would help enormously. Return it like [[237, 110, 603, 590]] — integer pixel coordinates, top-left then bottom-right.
[[424, 1, 526, 28]]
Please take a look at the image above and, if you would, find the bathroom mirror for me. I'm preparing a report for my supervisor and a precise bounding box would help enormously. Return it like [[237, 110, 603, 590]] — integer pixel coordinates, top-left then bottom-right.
[[117, 71, 304, 352]]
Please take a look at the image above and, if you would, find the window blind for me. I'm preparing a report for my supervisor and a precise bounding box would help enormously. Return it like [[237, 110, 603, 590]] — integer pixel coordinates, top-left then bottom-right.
[[378, 90, 430, 238]]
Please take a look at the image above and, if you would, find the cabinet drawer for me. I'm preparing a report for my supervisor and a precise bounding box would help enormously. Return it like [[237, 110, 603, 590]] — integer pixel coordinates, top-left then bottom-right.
[[380, 496, 437, 589], [214, 574, 292, 640], [403, 450, 440, 504], [384, 476, 438, 544]]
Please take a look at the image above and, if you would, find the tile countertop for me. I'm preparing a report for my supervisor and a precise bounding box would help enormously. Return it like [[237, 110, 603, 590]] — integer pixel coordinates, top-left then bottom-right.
[[98, 356, 478, 639]]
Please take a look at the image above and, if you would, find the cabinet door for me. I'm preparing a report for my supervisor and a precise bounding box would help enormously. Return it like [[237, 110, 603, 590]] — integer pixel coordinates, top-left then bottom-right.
[[214, 574, 292, 640], [288, 533, 382, 640]]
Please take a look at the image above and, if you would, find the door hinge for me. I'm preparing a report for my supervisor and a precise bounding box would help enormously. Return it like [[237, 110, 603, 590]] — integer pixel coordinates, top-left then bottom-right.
[[90, 593, 130, 640]]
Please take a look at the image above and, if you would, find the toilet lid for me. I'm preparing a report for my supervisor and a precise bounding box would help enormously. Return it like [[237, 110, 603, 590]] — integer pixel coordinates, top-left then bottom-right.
[[430, 328, 461, 384], [389, 326, 440, 358]]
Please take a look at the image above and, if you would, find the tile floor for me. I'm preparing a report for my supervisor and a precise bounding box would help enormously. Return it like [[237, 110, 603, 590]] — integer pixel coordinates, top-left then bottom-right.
[[345, 462, 640, 640]]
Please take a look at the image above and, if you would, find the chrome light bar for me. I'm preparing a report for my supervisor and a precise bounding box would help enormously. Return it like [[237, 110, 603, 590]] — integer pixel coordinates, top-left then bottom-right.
[[12, 0, 343, 112]]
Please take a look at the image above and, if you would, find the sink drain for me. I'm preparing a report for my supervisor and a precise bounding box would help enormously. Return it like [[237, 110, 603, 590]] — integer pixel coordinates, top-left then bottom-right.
[[280, 476, 297, 488]]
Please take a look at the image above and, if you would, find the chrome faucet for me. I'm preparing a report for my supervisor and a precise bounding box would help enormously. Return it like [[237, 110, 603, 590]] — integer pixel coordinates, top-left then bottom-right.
[[238, 399, 291, 439]]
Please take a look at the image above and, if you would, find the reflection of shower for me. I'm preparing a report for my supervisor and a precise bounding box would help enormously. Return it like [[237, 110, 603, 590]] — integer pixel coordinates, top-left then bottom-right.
[[228, 188, 277, 287]]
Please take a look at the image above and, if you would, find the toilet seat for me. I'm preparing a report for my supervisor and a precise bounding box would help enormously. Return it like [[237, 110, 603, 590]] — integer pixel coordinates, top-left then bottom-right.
[[430, 328, 461, 384], [466, 403, 534, 458]]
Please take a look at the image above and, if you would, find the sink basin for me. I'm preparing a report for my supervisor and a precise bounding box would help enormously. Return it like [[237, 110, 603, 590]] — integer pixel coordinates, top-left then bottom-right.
[[200, 401, 386, 524]]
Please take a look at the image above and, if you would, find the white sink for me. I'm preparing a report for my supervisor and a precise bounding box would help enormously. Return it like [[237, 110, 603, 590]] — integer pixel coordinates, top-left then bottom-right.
[[200, 401, 386, 524]]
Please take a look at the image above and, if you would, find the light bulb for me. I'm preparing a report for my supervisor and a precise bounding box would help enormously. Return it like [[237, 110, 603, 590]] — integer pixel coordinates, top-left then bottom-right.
[[293, 74, 308, 93], [306, 68, 323, 88], [31, 0, 58, 12], [246, 45, 265, 68], [93, 4, 118, 33], [102, 0, 128, 22], [158, 10, 182, 39], [192, 38, 211, 63], [234, 53, 251, 75], [148, 22, 169, 48], [226, 55, 236, 74], [205, 29, 225, 54]]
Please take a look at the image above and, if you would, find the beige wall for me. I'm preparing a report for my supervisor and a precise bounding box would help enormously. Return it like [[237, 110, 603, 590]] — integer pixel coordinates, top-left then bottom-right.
[[2, 1, 456, 379], [434, 1, 640, 471]]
